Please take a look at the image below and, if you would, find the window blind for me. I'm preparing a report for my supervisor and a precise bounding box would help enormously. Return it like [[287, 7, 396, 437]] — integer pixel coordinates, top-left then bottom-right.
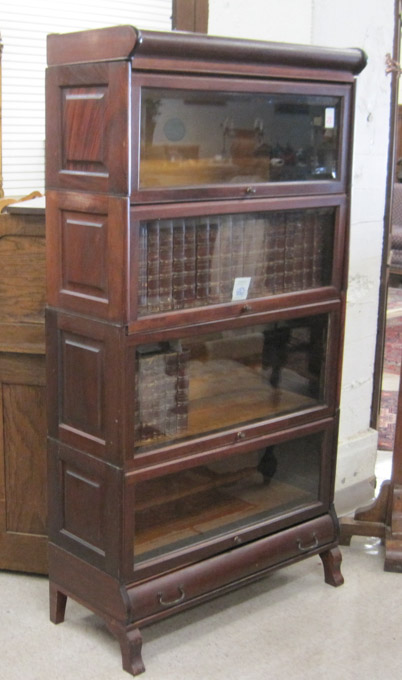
[[1, 0, 172, 196]]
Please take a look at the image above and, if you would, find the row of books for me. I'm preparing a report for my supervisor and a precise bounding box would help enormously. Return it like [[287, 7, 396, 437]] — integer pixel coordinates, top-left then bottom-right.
[[137, 209, 334, 315], [134, 342, 190, 443]]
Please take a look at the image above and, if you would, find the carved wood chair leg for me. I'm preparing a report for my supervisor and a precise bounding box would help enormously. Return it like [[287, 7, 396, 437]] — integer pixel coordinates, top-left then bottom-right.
[[106, 620, 145, 676], [49, 582, 67, 624], [319, 547, 344, 587]]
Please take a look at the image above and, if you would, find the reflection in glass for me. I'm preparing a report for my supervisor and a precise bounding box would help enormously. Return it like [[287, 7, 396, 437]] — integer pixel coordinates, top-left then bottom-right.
[[140, 88, 340, 188], [138, 208, 334, 315], [133, 433, 322, 565], [134, 315, 328, 451]]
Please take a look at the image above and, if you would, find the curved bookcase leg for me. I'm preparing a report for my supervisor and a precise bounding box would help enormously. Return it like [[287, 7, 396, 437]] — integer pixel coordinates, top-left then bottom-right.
[[49, 582, 67, 624], [106, 621, 145, 677], [319, 546, 344, 587]]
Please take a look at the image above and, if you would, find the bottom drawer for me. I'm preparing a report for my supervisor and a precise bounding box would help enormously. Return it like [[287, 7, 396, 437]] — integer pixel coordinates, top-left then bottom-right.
[[128, 513, 337, 625]]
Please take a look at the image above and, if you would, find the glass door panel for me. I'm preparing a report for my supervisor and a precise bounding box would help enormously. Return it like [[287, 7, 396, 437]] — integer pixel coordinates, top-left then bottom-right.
[[140, 87, 341, 189], [134, 314, 329, 451], [133, 431, 322, 566], [138, 207, 335, 316]]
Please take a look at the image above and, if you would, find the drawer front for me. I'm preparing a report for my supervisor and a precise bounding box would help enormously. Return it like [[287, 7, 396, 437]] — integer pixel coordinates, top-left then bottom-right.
[[128, 513, 336, 624]]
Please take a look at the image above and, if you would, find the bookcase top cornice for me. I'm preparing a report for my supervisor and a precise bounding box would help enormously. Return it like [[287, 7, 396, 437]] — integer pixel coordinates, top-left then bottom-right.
[[47, 24, 367, 80]]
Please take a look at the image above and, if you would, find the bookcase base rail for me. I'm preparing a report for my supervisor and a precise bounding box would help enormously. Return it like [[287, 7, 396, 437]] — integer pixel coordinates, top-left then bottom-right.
[[48, 513, 342, 676]]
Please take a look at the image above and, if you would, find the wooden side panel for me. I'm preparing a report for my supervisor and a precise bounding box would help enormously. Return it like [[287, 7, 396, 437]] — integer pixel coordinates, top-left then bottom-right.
[[46, 311, 126, 465], [46, 61, 130, 194], [46, 191, 129, 321], [0, 353, 48, 574], [48, 440, 122, 575], [61, 331, 105, 441], [62, 85, 108, 176]]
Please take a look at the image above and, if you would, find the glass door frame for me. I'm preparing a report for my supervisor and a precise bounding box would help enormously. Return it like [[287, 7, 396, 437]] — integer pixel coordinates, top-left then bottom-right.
[[125, 415, 338, 581], [128, 194, 347, 330], [130, 71, 352, 203]]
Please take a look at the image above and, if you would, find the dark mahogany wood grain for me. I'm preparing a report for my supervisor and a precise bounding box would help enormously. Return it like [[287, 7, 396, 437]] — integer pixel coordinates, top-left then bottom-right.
[[47, 25, 366, 79], [44, 26, 366, 675], [47, 25, 139, 66]]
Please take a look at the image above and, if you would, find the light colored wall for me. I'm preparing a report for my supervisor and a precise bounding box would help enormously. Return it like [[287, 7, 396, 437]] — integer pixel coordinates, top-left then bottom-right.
[[209, 0, 395, 513], [0, 0, 172, 197]]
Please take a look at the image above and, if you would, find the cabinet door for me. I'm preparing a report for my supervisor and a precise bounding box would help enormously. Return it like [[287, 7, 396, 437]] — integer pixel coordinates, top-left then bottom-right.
[[130, 305, 340, 460], [130, 418, 336, 580], [133, 73, 351, 202], [130, 195, 346, 328], [0, 353, 47, 574]]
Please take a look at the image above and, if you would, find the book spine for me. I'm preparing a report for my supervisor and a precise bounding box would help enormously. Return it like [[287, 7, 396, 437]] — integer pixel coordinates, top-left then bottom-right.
[[183, 218, 197, 308], [158, 221, 173, 311], [196, 217, 210, 304], [302, 209, 315, 289], [172, 219, 185, 309], [218, 214, 233, 302], [312, 210, 325, 287], [267, 211, 286, 294], [137, 223, 148, 315], [146, 223, 161, 313]]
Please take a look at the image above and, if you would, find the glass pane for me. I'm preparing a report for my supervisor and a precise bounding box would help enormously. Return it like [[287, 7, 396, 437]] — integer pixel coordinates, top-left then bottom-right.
[[138, 208, 334, 315], [134, 315, 328, 451], [140, 88, 341, 188], [134, 432, 322, 565]]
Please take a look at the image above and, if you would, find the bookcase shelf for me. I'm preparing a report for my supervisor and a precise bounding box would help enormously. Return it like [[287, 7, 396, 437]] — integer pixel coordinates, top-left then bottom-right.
[[45, 25, 366, 676]]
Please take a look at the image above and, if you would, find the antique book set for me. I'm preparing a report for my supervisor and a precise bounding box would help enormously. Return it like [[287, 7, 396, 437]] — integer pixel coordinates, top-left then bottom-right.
[[44, 25, 366, 675]]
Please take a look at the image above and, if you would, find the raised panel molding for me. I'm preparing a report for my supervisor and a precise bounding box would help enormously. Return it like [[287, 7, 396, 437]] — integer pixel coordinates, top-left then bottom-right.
[[62, 210, 108, 299], [48, 440, 122, 574], [62, 464, 105, 555], [46, 61, 130, 194], [46, 190, 129, 321], [60, 331, 105, 441], [62, 86, 108, 176], [46, 310, 126, 464]]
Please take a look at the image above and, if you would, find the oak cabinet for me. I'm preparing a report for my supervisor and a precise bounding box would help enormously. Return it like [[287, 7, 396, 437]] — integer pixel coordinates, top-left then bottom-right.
[[45, 26, 366, 675], [0, 207, 47, 574]]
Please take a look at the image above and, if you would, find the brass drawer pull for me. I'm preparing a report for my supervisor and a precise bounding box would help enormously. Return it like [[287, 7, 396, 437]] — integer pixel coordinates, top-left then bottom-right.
[[297, 533, 319, 552], [157, 586, 185, 607]]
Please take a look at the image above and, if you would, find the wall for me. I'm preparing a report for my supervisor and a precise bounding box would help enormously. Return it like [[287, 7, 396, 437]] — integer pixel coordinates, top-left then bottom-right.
[[209, 0, 395, 513], [0, 0, 172, 197]]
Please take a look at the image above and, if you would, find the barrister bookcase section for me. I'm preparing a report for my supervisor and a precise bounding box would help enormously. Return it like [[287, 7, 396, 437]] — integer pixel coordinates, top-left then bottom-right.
[[45, 25, 366, 676]]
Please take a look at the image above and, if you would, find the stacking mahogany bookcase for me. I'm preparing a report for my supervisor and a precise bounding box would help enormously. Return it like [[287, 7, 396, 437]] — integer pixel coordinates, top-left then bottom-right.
[[45, 25, 366, 675]]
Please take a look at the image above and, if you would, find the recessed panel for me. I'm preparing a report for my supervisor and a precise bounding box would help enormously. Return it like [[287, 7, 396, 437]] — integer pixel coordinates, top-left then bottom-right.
[[62, 86, 108, 175], [62, 210, 107, 299], [61, 332, 104, 439], [62, 464, 105, 554]]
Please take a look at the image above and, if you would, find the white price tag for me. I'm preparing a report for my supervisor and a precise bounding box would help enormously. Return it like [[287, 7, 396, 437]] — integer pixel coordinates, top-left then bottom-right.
[[232, 277, 251, 301], [325, 107, 335, 129]]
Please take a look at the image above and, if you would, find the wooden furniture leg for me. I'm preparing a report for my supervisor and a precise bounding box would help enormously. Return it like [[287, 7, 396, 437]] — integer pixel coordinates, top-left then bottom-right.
[[319, 546, 344, 586], [106, 620, 145, 677], [49, 582, 67, 624]]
